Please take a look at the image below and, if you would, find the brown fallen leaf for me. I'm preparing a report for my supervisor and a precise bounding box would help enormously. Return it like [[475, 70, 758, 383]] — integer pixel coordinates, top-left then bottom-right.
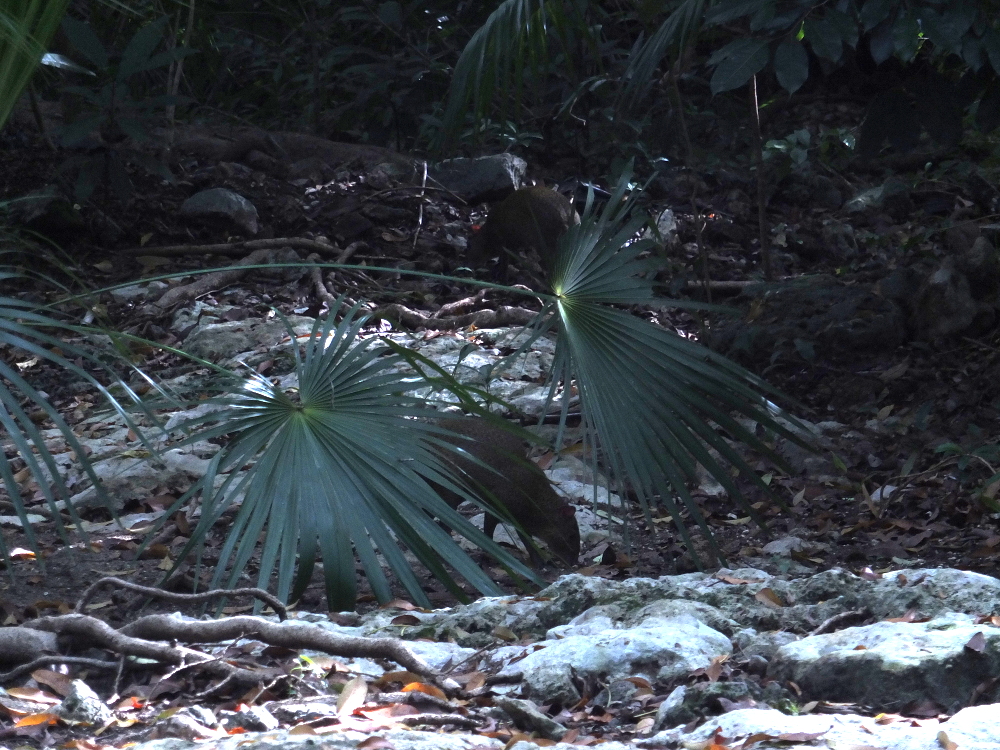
[[938, 730, 958, 750], [14, 712, 59, 727], [356, 737, 396, 749], [337, 676, 368, 716], [754, 587, 786, 607], [6, 687, 61, 705], [374, 671, 424, 688], [390, 614, 422, 626], [964, 631, 986, 653], [401, 682, 446, 700]]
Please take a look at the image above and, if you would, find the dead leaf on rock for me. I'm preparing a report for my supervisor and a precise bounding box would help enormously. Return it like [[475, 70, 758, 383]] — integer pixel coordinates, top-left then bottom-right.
[[458, 671, 485, 691], [389, 614, 421, 626], [337, 676, 367, 716], [938, 730, 958, 750], [401, 681, 446, 700], [963, 630, 986, 652], [886, 609, 924, 623], [492, 625, 517, 641], [374, 671, 424, 688], [753, 587, 785, 607], [356, 737, 396, 749]]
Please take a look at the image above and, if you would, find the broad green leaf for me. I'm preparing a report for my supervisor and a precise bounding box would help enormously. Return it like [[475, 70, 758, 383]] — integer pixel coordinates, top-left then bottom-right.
[[60, 16, 108, 70], [748, 3, 775, 32], [824, 8, 858, 50], [117, 16, 169, 81], [919, 6, 975, 56], [868, 19, 895, 65], [961, 34, 984, 71], [804, 17, 842, 63], [860, 0, 892, 31], [892, 12, 921, 62], [774, 40, 809, 93], [708, 38, 770, 94], [982, 27, 1000, 76]]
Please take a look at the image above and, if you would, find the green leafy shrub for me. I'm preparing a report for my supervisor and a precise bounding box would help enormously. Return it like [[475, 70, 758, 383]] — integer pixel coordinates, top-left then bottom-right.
[[57, 15, 194, 201]]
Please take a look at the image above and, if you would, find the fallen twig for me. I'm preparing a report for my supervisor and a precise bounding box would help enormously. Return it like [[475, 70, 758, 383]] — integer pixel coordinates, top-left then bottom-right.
[[74, 577, 287, 620], [374, 302, 538, 330], [119, 236, 341, 257], [1, 611, 454, 694]]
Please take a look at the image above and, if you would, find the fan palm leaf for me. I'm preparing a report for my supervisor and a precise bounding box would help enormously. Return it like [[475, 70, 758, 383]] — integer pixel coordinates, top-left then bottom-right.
[[0, 0, 71, 129], [164, 307, 540, 611], [0, 270, 160, 566], [511, 169, 804, 564], [437, 0, 591, 149]]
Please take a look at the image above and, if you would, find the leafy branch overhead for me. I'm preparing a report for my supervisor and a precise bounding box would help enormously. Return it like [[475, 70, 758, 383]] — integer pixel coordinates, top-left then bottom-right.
[[443, 0, 1000, 159], [701, 0, 1000, 152], [57, 16, 195, 200]]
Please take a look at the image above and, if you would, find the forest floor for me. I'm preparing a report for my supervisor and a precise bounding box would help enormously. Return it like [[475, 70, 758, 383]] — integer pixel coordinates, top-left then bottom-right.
[[2, 111, 1000, 746], [1, 112, 999, 619]]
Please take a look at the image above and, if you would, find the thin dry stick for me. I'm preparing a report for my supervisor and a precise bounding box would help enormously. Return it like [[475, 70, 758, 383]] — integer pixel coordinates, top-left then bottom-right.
[[669, 70, 710, 304], [749, 74, 773, 281], [165, 0, 197, 132], [74, 577, 287, 619], [308, 240, 365, 308], [119, 236, 340, 257], [412, 161, 429, 252], [0, 656, 120, 684]]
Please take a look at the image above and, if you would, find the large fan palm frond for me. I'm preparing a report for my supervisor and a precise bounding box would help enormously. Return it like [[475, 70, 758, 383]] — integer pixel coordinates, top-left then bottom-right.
[[0, 269, 160, 564], [521, 169, 805, 564], [437, 0, 591, 149], [165, 307, 540, 611], [0, 0, 71, 129], [619, 0, 710, 110]]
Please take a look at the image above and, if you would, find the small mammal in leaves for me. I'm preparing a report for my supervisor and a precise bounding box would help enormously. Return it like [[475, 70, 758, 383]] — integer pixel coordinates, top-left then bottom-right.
[[467, 187, 580, 278], [432, 418, 580, 566]]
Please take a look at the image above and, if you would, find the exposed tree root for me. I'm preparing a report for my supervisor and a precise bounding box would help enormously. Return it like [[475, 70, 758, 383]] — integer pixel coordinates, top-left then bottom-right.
[[0, 573, 452, 693], [374, 302, 537, 330], [74, 576, 287, 619]]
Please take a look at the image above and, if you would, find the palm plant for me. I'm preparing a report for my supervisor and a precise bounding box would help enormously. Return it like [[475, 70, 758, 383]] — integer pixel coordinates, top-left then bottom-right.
[[1, 0, 802, 611], [152, 169, 799, 611], [0, 0, 70, 127], [0, 1, 153, 566], [535, 173, 797, 562], [0, 256, 161, 564], [157, 309, 541, 611]]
